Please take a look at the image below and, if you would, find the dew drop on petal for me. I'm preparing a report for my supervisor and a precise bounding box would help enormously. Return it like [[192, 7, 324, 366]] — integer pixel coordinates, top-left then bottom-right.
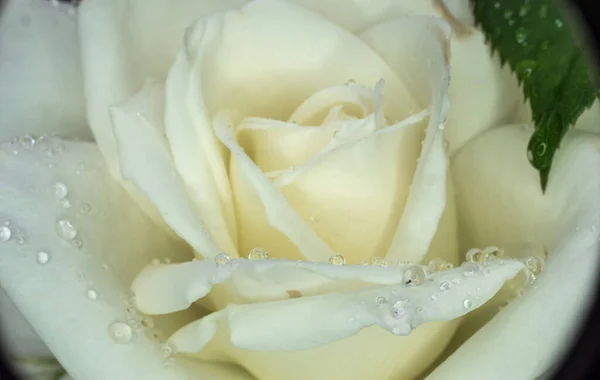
[[403, 265, 427, 286], [428, 258, 449, 273], [527, 149, 534, 162], [0, 226, 12, 242], [160, 342, 176, 358], [525, 256, 545, 275], [108, 322, 133, 344], [328, 254, 346, 266], [463, 299, 473, 309], [376, 296, 388, 305], [248, 247, 268, 260], [439, 281, 450, 291], [36, 251, 49, 265], [391, 300, 407, 319], [482, 245, 503, 261], [466, 248, 483, 263], [214, 252, 230, 265], [56, 219, 77, 241], [536, 142, 547, 156], [52, 182, 68, 200], [86, 289, 97, 301], [462, 262, 479, 277], [127, 318, 141, 331], [80, 203, 91, 214], [141, 317, 155, 329]]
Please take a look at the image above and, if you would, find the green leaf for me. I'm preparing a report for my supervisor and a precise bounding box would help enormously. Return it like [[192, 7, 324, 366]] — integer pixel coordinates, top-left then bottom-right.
[[471, 0, 598, 191]]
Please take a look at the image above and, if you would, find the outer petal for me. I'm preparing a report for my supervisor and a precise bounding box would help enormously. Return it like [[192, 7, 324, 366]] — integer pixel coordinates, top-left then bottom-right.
[[133, 257, 524, 380], [432, 124, 600, 379], [0, 0, 90, 140], [77, 0, 245, 174], [0, 138, 248, 379], [110, 82, 229, 258]]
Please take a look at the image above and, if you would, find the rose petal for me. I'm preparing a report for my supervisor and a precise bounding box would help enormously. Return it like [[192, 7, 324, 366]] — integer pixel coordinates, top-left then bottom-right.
[[110, 83, 227, 259], [0, 0, 90, 140], [430, 123, 600, 379], [188, 0, 417, 123], [165, 260, 522, 380], [286, 0, 474, 33], [215, 114, 335, 262], [78, 0, 245, 174], [0, 138, 217, 379]]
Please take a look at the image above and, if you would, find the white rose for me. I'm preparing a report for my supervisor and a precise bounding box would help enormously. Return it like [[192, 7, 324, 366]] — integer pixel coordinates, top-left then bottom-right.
[[0, 0, 598, 380]]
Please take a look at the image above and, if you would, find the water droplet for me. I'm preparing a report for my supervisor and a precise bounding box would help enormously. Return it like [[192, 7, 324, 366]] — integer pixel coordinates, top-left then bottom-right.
[[60, 199, 72, 209], [0, 226, 12, 242], [515, 27, 528, 44], [482, 246, 503, 261], [20, 135, 36, 147], [56, 219, 77, 241], [141, 317, 154, 329], [517, 60, 537, 81], [439, 281, 450, 291], [403, 265, 427, 286], [214, 252, 230, 265], [438, 123, 445, 130], [160, 342, 176, 358], [346, 79, 356, 85], [391, 327, 402, 335], [87, 289, 97, 300], [462, 262, 479, 277], [376, 296, 388, 305], [36, 251, 49, 264], [371, 256, 389, 267], [248, 247, 268, 260], [391, 300, 407, 319], [328, 254, 346, 266], [127, 318, 141, 331], [80, 203, 91, 214], [536, 142, 547, 156], [53, 182, 68, 200], [416, 305, 424, 313], [428, 258, 450, 273], [466, 248, 483, 263], [555, 19, 563, 28], [539, 5, 548, 18], [463, 299, 473, 309], [525, 256, 545, 275], [108, 322, 133, 344]]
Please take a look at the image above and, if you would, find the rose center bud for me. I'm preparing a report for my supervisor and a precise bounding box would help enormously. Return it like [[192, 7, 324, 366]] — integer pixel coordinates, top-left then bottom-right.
[[225, 80, 459, 267]]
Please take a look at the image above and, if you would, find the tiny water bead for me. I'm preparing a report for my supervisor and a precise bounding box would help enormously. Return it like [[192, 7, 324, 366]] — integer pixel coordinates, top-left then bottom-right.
[[86, 289, 97, 301], [482, 246, 503, 261], [462, 262, 479, 277], [214, 252, 230, 265], [52, 182, 68, 200], [127, 318, 142, 331], [160, 342, 176, 358], [80, 203, 91, 214], [108, 322, 134, 344], [463, 299, 473, 309], [376, 296, 388, 305], [56, 219, 77, 241], [465, 248, 483, 263], [141, 317, 155, 329], [371, 256, 390, 267], [439, 281, 451, 291], [0, 226, 12, 242], [427, 258, 453, 273], [391, 299, 408, 319], [248, 247, 268, 260], [328, 254, 346, 266], [403, 265, 427, 286], [524, 256, 544, 275], [36, 251, 49, 265]]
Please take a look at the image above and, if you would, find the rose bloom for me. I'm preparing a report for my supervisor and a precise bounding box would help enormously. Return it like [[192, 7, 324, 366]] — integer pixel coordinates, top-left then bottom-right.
[[0, 0, 599, 379]]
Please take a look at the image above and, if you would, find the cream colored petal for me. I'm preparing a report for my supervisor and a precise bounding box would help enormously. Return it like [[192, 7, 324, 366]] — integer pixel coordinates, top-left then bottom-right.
[[216, 114, 335, 262], [110, 83, 224, 259], [285, 0, 474, 33], [0, 138, 213, 380], [433, 124, 600, 379], [164, 31, 237, 255], [77, 0, 245, 174], [163, 260, 523, 380], [357, 17, 452, 264], [192, 0, 417, 123], [0, 0, 90, 141], [360, 17, 521, 156], [269, 112, 430, 264]]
